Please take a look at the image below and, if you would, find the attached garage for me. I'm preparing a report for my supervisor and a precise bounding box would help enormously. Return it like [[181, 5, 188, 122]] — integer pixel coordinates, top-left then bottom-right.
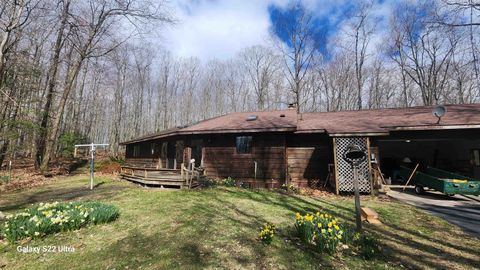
[[373, 129, 480, 183]]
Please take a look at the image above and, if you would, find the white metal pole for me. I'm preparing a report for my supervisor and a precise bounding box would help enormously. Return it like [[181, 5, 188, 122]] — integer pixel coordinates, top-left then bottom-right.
[[8, 160, 12, 183], [90, 144, 94, 190], [74, 143, 108, 190]]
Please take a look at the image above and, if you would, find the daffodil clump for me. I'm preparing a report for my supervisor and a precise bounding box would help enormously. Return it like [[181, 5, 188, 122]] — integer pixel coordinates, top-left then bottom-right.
[[258, 223, 276, 245], [0, 201, 119, 243], [295, 212, 348, 254]]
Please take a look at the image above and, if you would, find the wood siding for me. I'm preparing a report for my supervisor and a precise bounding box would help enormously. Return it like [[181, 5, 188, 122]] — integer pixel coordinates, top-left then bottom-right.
[[125, 137, 184, 169], [124, 132, 333, 189], [202, 133, 286, 186], [287, 134, 332, 188]]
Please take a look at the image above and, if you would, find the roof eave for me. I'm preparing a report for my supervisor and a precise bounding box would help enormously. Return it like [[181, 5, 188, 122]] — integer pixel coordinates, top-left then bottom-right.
[[119, 127, 297, 145], [385, 124, 480, 131], [328, 132, 390, 137]]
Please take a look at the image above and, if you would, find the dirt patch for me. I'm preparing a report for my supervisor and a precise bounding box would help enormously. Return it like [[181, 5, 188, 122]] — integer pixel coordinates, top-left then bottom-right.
[[0, 170, 59, 193], [97, 162, 121, 174], [0, 158, 88, 192]]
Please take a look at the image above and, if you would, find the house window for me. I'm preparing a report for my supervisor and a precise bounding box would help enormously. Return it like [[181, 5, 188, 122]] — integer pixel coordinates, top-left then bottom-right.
[[236, 136, 252, 154], [133, 145, 140, 157], [161, 142, 168, 159], [151, 143, 156, 155], [472, 149, 480, 167]]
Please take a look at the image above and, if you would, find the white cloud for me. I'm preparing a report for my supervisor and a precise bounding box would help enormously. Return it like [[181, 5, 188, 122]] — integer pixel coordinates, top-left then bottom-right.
[[160, 0, 395, 61], [162, 0, 279, 60]]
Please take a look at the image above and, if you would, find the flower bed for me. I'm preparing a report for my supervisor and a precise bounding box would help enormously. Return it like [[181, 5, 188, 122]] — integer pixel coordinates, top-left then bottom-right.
[[258, 223, 276, 244], [1, 201, 119, 243], [295, 212, 352, 254]]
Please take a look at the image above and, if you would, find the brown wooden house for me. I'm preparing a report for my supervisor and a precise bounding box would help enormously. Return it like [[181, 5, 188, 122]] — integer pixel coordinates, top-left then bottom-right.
[[120, 104, 480, 193]]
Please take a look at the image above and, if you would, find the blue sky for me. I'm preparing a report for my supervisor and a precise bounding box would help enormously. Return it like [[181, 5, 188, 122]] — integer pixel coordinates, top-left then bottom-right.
[[162, 0, 399, 60]]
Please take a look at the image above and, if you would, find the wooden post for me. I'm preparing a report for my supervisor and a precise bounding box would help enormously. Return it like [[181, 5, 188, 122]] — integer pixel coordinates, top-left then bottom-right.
[[403, 163, 419, 191], [181, 163, 185, 181], [190, 162, 195, 188], [366, 137, 374, 195], [332, 138, 340, 195]]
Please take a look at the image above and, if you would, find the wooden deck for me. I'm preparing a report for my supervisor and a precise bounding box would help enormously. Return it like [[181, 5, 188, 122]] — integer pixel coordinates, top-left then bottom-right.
[[120, 164, 205, 189]]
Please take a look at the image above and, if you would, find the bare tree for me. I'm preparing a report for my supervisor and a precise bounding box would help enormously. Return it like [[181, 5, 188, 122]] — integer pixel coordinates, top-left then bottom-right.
[[388, 1, 457, 106], [344, 1, 375, 110], [239, 46, 280, 110], [271, 2, 318, 113], [40, 0, 173, 171]]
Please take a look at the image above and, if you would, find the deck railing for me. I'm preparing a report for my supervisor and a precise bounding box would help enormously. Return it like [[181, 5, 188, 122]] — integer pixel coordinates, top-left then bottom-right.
[[120, 162, 204, 188]]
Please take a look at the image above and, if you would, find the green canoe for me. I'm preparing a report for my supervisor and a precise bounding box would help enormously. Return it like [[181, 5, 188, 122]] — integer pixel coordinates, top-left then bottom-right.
[[399, 166, 480, 195]]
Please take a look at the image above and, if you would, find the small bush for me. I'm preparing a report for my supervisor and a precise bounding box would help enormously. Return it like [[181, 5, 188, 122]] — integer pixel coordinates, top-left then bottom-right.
[[295, 212, 351, 254], [0, 175, 10, 184], [109, 156, 125, 165], [222, 177, 236, 187], [58, 132, 88, 158], [0, 201, 119, 243], [258, 223, 276, 245], [201, 178, 217, 188], [355, 234, 381, 259], [281, 183, 299, 193]]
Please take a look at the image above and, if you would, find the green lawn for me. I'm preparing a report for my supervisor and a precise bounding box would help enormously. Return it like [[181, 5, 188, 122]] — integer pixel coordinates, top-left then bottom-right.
[[0, 176, 479, 269]]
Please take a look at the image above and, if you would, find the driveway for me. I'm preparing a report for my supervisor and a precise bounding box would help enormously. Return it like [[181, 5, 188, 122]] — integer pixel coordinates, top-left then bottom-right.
[[387, 186, 480, 237]]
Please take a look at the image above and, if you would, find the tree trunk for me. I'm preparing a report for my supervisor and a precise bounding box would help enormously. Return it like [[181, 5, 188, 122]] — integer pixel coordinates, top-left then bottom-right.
[[35, 0, 70, 169], [40, 52, 83, 171]]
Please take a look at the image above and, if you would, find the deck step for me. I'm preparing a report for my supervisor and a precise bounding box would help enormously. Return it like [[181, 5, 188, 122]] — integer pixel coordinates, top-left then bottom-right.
[[121, 175, 185, 186], [121, 173, 183, 181], [128, 174, 183, 180]]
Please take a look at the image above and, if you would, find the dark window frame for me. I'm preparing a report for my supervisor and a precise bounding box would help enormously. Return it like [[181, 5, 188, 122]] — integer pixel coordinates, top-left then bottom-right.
[[133, 145, 140, 157], [236, 136, 253, 154], [151, 142, 157, 155]]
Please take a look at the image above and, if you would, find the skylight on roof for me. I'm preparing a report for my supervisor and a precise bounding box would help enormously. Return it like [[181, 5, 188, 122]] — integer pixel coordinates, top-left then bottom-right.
[[246, 115, 258, 121]]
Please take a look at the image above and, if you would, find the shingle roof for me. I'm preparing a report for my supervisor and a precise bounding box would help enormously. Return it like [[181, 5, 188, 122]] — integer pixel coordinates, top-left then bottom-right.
[[299, 104, 480, 135], [180, 109, 298, 133], [120, 103, 480, 144], [120, 109, 297, 144]]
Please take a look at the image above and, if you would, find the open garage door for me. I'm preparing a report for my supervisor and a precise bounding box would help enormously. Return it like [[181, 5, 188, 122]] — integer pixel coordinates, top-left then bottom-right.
[[373, 129, 480, 184]]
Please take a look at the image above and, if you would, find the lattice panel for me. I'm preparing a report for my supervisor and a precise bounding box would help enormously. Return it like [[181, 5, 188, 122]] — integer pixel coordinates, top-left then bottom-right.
[[334, 137, 371, 193]]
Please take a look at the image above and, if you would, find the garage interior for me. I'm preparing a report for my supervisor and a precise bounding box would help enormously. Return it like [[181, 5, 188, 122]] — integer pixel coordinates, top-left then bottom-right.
[[372, 129, 480, 184]]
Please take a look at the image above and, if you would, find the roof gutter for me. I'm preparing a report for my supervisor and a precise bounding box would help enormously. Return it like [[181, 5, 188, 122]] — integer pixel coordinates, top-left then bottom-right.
[[328, 132, 390, 137], [384, 124, 480, 131], [293, 129, 327, 134]]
